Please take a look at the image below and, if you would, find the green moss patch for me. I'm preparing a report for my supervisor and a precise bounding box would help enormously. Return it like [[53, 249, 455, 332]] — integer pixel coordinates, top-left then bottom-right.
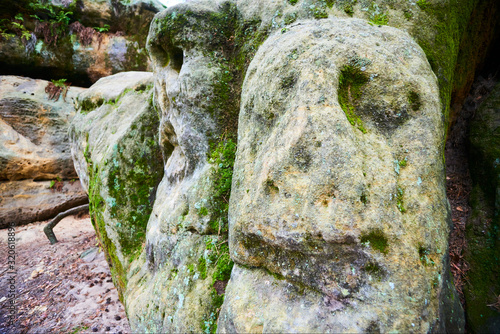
[[106, 95, 163, 259], [338, 64, 369, 133], [361, 230, 389, 254], [396, 186, 406, 213]]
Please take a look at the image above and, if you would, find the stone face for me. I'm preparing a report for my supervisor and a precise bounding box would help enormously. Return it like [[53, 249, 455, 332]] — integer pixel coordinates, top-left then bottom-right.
[[0, 0, 164, 85], [220, 18, 463, 333], [69, 71, 164, 299], [67, 0, 500, 331], [465, 82, 500, 333]]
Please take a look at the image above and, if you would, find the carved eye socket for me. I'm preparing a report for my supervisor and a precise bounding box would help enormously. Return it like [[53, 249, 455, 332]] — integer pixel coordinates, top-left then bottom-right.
[[168, 46, 184, 73], [148, 38, 183, 72]]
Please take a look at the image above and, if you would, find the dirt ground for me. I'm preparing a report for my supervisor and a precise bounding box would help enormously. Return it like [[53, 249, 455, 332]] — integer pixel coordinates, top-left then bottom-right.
[[0, 214, 131, 334]]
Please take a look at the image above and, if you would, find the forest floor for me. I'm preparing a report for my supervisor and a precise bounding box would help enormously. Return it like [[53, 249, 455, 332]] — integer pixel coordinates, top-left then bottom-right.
[[0, 214, 131, 334]]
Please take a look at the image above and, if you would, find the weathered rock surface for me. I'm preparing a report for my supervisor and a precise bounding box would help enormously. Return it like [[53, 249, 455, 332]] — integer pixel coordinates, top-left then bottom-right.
[[0, 76, 85, 181], [69, 71, 164, 299], [220, 17, 462, 333], [0, 179, 88, 228], [0, 0, 164, 86], [0, 75, 88, 227], [69, 0, 500, 332], [465, 82, 500, 333]]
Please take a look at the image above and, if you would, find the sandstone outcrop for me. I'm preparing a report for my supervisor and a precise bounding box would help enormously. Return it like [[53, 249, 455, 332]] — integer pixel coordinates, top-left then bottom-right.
[[69, 71, 164, 299], [0, 75, 87, 228], [0, 0, 164, 86], [69, 0, 500, 332], [219, 17, 462, 333]]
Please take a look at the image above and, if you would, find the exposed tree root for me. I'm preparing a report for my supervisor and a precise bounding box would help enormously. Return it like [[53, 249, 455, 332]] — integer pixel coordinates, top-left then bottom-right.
[[44, 204, 90, 244]]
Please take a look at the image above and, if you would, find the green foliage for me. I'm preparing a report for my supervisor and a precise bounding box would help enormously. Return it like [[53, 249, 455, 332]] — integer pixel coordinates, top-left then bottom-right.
[[338, 64, 368, 133], [29, 1, 74, 24], [51, 78, 67, 88], [49, 180, 56, 188], [361, 230, 389, 254], [368, 2, 388, 25], [370, 12, 388, 25], [200, 240, 234, 334], [197, 256, 207, 279], [10, 15, 32, 40], [93, 24, 110, 33], [85, 145, 127, 301], [198, 138, 237, 333], [284, 12, 297, 25], [310, 5, 329, 19], [288, 0, 299, 5], [417, 0, 430, 10]]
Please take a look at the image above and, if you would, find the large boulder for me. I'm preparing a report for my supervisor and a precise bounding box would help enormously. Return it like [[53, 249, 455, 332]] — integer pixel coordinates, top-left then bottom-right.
[[69, 0, 500, 332], [465, 82, 500, 333], [69, 71, 164, 298], [220, 18, 462, 332], [0, 75, 88, 228], [0, 0, 165, 86]]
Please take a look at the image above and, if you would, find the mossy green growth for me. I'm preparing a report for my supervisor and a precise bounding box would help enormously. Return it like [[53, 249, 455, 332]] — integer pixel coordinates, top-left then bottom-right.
[[408, 90, 421, 111], [396, 186, 406, 213], [106, 98, 163, 259], [370, 12, 388, 25], [207, 138, 236, 233], [288, 0, 298, 5], [344, 4, 354, 16], [310, 5, 328, 19], [361, 230, 389, 254], [338, 64, 368, 133], [403, 10, 413, 20], [367, 2, 388, 26], [197, 256, 207, 279], [198, 206, 209, 217], [417, 0, 431, 11], [85, 146, 127, 301], [200, 240, 234, 334], [418, 244, 435, 266]]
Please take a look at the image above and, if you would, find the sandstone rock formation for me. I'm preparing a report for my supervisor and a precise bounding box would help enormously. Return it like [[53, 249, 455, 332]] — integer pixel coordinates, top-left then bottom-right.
[[466, 82, 500, 333], [0, 0, 164, 86], [221, 17, 462, 333], [0, 75, 87, 228], [69, 71, 164, 299], [69, 0, 500, 332]]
